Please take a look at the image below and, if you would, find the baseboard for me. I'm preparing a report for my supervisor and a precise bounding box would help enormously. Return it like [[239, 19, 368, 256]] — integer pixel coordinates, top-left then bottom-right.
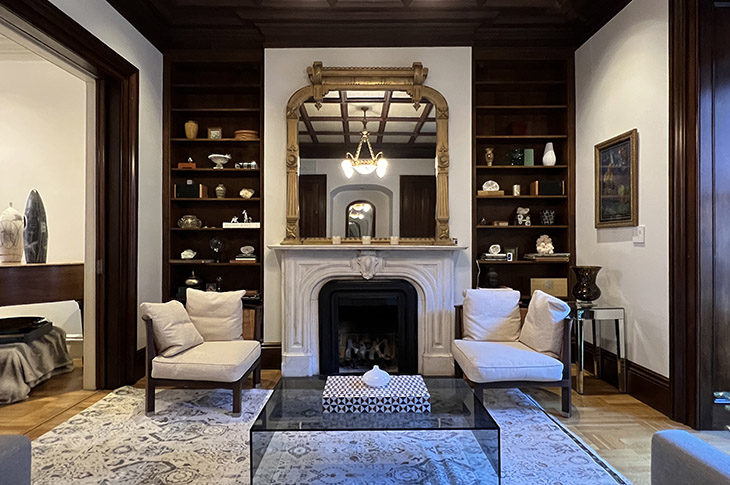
[[262, 343, 281, 370], [583, 343, 671, 416]]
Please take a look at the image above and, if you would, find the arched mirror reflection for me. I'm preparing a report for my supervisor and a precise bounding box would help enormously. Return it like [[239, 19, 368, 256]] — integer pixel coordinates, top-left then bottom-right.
[[346, 200, 376, 238], [298, 90, 436, 239]]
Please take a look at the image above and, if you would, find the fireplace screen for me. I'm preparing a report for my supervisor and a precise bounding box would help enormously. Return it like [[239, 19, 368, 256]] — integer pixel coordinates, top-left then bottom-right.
[[319, 279, 418, 375], [338, 305, 398, 374]]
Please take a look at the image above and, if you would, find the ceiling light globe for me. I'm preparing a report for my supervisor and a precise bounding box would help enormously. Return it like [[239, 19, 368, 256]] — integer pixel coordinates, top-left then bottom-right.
[[376, 158, 388, 178], [341, 159, 355, 178]]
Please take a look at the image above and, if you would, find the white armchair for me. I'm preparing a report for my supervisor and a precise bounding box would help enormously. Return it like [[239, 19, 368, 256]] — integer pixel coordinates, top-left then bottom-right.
[[141, 289, 262, 415], [453, 289, 573, 416]]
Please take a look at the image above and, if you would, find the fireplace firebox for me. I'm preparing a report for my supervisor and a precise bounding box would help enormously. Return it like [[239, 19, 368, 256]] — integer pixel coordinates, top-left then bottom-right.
[[318, 279, 418, 375]]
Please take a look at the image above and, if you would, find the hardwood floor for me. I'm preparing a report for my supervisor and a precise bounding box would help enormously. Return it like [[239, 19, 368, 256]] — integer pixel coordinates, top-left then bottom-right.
[[0, 366, 687, 484]]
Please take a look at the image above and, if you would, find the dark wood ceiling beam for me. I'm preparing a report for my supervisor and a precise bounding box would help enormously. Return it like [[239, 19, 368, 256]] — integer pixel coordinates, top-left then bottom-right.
[[308, 116, 433, 123], [340, 91, 350, 145], [300, 130, 431, 137], [300, 143, 436, 160], [377, 91, 392, 145], [409, 104, 433, 144], [298, 105, 318, 143]]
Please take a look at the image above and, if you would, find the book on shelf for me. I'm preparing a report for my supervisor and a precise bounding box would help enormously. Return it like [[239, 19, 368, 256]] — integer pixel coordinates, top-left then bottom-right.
[[230, 258, 257, 264], [479, 254, 508, 261], [222, 222, 261, 228], [524, 252, 570, 262], [477, 190, 505, 197]]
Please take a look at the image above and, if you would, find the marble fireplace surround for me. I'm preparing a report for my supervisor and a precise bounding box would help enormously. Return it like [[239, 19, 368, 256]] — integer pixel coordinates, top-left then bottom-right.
[[270, 245, 466, 376]]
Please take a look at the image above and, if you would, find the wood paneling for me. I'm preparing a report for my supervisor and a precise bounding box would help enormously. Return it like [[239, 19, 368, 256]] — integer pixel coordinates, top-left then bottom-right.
[[105, 0, 632, 51], [0, 263, 83, 306]]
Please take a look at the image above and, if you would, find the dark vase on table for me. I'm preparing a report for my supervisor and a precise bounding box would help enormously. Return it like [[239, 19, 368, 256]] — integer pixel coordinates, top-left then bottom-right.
[[572, 266, 602, 306]]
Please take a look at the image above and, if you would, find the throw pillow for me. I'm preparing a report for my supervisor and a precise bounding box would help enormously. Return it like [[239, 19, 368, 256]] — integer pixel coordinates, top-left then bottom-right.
[[462, 288, 522, 341], [519, 290, 571, 358], [186, 288, 245, 341], [140, 300, 203, 357]]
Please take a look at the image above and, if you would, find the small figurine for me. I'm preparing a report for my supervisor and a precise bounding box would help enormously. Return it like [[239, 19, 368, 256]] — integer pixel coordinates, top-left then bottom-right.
[[536, 234, 554, 255]]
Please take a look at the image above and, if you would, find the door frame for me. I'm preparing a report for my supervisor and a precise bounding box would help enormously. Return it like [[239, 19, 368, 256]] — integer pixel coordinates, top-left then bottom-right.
[[0, 1, 140, 389]]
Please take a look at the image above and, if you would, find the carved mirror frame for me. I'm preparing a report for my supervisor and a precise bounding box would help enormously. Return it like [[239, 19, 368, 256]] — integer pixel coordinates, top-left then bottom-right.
[[284, 62, 451, 245]]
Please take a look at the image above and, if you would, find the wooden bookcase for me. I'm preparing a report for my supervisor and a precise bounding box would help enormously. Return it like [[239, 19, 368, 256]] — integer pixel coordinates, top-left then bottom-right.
[[472, 49, 576, 299], [163, 51, 264, 301]]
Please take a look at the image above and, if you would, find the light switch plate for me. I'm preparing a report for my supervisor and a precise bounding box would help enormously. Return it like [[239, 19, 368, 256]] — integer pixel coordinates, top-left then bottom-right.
[[633, 225, 646, 245]]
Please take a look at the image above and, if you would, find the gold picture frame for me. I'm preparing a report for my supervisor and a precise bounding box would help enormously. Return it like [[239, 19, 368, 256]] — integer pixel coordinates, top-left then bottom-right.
[[282, 62, 452, 245], [594, 129, 638, 228], [208, 127, 222, 140]]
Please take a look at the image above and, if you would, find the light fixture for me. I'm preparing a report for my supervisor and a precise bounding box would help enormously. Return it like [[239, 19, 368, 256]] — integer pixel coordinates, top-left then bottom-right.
[[341, 107, 388, 179]]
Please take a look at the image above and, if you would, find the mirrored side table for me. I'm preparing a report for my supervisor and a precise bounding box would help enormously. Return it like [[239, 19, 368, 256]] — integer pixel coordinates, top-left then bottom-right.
[[571, 306, 627, 394]]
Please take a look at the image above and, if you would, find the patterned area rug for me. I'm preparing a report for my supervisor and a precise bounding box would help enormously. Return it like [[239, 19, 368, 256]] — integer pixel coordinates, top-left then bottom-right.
[[31, 386, 630, 485]]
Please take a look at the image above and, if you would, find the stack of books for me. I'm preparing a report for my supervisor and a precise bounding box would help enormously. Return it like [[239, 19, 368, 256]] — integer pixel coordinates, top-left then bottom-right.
[[231, 255, 257, 264], [480, 253, 508, 261], [524, 252, 570, 262]]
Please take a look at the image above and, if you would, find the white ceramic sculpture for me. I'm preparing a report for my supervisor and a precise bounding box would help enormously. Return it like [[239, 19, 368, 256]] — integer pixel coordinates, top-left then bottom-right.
[[0, 203, 24, 263], [536, 234, 555, 255], [362, 365, 391, 388], [542, 142, 557, 166], [239, 188, 255, 199], [180, 249, 197, 260]]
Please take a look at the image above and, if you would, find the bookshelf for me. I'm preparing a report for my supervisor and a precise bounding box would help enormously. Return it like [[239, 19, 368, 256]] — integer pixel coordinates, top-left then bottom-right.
[[163, 51, 264, 301], [472, 50, 576, 299]]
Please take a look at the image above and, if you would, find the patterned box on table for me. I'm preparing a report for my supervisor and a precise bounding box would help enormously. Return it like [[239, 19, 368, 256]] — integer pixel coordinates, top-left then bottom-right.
[[322, 375, 431, 413]]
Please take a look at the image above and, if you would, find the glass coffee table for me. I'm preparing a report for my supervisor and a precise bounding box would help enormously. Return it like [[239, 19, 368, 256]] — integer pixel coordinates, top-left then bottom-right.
[[250, 377, 500, 483]]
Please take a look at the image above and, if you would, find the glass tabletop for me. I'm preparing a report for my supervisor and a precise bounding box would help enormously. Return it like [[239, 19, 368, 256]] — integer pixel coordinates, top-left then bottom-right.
[[250, 376, 499, 432]]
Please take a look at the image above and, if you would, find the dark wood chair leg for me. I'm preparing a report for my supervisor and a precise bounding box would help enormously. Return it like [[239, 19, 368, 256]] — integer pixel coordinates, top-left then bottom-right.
[[232, 380, 242, 415], [146, 380, 155, 415], [454, 361, 463, 378], [253, 363, 261, 387], [561, 383, 572, 417]]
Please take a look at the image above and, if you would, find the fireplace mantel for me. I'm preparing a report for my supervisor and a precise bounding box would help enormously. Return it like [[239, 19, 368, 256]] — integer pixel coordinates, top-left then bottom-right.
[[270, 244, 466, 376]]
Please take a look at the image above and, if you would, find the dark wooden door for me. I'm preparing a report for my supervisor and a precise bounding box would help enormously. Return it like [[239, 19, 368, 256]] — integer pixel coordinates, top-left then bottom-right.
[[400, 175, 436, 238], [299, 174, 327, 238]]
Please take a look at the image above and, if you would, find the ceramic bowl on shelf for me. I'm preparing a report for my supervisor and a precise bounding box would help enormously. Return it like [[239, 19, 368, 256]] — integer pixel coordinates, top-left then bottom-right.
[[177, 215, 202, 229], [208, 153, 231, 170]]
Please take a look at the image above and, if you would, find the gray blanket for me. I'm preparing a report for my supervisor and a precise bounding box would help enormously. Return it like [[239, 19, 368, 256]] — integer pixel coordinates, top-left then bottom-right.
[[0, 327, 73, 404]]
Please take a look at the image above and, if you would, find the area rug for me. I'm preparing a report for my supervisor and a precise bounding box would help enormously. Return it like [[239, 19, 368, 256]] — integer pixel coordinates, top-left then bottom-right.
[[31, 386, 631, 485]]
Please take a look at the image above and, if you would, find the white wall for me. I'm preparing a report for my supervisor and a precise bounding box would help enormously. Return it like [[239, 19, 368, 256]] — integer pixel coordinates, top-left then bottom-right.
[[265, 47, 472, 343], [0, 60, 86, 262], [575, 0, 669, 376], [49, 0, 164, 350], [300, 158, 435, 237]]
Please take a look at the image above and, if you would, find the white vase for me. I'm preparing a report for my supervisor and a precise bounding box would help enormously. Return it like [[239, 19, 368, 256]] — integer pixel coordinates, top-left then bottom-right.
[[0, 203, 24, 263], [362, 365, 391, 388], [542, 142, 557, 166]]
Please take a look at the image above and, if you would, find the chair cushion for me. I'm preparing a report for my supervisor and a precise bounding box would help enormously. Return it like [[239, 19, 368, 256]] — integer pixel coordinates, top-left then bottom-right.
[[452, 339, 563, 383], [151, 340, 260, 382], [186, 288, 245, 341], [140, 300, 203, 357], [519, 290, 571, 359], [462, 288, 522, 341]]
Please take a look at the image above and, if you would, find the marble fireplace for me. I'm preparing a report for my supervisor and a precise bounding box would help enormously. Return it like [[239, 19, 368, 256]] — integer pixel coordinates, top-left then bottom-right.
[[271, 245, 465, 376]]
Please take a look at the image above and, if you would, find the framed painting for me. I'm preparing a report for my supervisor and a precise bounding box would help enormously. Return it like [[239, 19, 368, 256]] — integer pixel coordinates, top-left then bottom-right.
[[594, 129, 638, 228]]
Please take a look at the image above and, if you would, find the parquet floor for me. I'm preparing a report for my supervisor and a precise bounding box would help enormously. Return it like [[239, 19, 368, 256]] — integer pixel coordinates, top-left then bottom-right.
[[0, 363, 688, 484]]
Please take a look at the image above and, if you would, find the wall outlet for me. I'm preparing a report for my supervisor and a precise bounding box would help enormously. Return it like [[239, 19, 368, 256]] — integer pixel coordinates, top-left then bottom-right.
[[633, 225, 646, 245]]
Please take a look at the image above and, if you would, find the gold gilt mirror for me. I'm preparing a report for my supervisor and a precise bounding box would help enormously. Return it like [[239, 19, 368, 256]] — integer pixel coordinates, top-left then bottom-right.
[[283, 62, 451, 245]]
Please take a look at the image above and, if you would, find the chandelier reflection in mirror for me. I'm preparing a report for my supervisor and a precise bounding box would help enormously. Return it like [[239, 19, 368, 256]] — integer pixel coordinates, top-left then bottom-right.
[[341, 107, 388, 179]]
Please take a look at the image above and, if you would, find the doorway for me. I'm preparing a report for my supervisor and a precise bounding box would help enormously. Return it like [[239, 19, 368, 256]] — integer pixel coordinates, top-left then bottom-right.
[[0, 1, 140, 389]]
